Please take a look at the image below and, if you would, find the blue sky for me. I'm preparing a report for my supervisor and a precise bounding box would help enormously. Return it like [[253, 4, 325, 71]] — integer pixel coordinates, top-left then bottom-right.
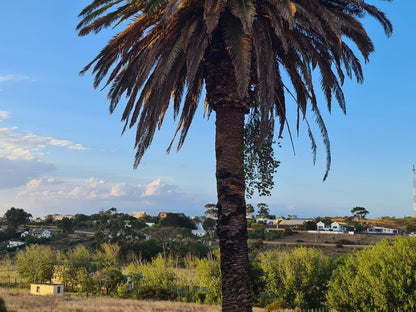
[[0, 1, 415, 219]]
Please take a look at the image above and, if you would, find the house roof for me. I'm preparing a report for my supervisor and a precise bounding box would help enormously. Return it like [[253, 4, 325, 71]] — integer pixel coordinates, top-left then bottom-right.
[[279, 219, 307, 226]]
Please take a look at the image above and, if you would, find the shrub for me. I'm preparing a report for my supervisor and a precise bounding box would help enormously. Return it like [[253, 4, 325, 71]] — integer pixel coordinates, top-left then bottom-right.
[[137, 286, 175, 300], [0, 297, 7, 312], [327, 236, 416, 311], [258, 247, 334, 309]]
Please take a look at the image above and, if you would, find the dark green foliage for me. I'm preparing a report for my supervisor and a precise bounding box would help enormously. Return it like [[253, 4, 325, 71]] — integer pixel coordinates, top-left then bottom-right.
[[202, 218, 216, 239], [244, 110, 280, 199], [351, 207, 369, 220], [3, 207, 32, 233], [137, 286, 176, 300], [94, 267, 126, 296], [61, 217, 74, 234], [160, 213, 196, 230], [0, 297, 7, 312], [21, 236, 50, 244], [256, 203, 271, 218], [127, 239, 163, 262], [0, 231, 8, 242], [72, 213, 90, 228], [168, 240, 210, 260]]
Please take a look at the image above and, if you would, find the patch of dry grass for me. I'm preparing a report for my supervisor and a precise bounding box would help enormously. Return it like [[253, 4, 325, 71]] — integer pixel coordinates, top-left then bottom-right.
[[0, 288, 265, 312]]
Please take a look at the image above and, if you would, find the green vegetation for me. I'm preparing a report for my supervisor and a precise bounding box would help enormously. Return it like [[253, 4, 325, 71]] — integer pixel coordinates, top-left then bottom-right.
[[77, 0, 392, 309], [5, 208, 416, 310], [0, 296, 7, 312], [16, 245, 55, 284], [257, 247, 333, 309], [327, 236, 416, 311]]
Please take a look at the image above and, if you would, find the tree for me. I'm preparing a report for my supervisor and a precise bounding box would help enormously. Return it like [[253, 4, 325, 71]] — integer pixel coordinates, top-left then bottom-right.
[[204, 203, 218, 219], [160, 213, 196, 230], [77, 2, 392, 310], [3, 207, 31, 233], [246, 204, 255, 217], [16, 245, 56, 284], [351, 206, 369, 220], [327, 237, 416, 311], [202, 217, 217, 239], [61, 245, 96, 291], [61, 217, 74, 234], [258, 247, 334, 309], [257, 203, 270, 218]]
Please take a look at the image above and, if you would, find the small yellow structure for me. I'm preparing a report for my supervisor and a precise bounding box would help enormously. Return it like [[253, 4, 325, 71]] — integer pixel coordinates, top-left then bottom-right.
[[30, 283, 64, 296]]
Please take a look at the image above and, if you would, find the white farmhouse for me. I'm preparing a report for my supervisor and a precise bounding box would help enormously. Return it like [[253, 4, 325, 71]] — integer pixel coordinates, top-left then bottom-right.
[[316, 221, 346, 233]]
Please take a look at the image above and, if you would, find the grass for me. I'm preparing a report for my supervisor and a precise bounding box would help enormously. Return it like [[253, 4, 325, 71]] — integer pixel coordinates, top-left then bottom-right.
[[0, 288, 265, 312]]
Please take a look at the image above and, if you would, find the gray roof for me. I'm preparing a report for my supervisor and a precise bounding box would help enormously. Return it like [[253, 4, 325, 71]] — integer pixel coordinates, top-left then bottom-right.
[[279, 219, 308, 226]]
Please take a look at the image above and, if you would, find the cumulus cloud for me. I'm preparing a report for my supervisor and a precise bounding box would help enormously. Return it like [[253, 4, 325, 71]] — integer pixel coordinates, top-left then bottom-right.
[[9, 176, 210, 218], [0, 74, 30, 83], [0, 126, 87, 163], [0, 111, 10, 120], [16, 177, 178, 202]]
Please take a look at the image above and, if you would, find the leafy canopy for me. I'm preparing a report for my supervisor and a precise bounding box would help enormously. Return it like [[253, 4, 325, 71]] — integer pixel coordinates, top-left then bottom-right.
[[78, 0, 392, 181]]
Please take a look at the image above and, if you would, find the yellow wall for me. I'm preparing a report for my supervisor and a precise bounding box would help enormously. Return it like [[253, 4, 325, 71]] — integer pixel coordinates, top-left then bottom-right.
[[30, 283, 64, 296]]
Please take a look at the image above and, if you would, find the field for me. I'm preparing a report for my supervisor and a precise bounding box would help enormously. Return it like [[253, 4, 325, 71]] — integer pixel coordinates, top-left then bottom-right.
[[0, 288, 267, 312], [259, 232, 387, 258]]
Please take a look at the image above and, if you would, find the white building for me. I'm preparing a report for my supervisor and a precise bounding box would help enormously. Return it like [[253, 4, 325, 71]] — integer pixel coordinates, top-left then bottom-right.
[[21, 229, 51, 239], [366, 226, 401, 235], [316, 221, 346, 233], [257, 218, 278, 225], [7, 241, 25, 248], [192, 223, 207, 237], [31, 283, 63, 296]]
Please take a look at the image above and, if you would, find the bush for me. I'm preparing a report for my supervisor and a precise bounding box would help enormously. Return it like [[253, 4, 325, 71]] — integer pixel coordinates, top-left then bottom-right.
[[0, 297, 7, 312], [265, 298, 286, 311], [137, 286, 176, 300], [327, 236, 416, 311], [258, 247, 334, 309], [335, 239, 354, 245]]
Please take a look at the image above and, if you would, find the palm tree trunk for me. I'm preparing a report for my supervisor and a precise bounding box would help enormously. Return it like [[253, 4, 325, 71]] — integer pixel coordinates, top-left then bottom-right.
[[205, 31, 253, 311], [215, 105, 253, 312]]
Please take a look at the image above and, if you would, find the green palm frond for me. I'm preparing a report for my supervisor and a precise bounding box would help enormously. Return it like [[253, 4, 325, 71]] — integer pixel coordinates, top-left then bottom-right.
[[222, 12, 252, 98], [78, 0, 392, 176]]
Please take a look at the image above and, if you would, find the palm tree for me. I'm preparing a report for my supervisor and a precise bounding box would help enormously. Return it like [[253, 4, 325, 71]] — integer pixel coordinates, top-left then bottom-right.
[[77, 1, 392, 311]]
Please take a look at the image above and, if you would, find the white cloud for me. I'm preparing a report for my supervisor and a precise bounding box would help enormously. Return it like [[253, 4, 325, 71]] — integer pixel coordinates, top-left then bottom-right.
[[142, 179, 162, 197], [0, 111, 10, 120], [16, 177, 178, 202], [6, 176, 211, 218], [0, 126, 87, 161], [0, 74, 30, 83]]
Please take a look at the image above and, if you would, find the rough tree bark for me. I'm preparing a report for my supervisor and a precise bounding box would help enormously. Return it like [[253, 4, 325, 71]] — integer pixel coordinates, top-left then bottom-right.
[[205, 31, 253, 312]]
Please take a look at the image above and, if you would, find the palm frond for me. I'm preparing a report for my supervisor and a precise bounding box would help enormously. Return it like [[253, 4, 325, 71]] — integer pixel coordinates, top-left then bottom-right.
[[228, 0, 255, 33], [222, 12, 252, 98]]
